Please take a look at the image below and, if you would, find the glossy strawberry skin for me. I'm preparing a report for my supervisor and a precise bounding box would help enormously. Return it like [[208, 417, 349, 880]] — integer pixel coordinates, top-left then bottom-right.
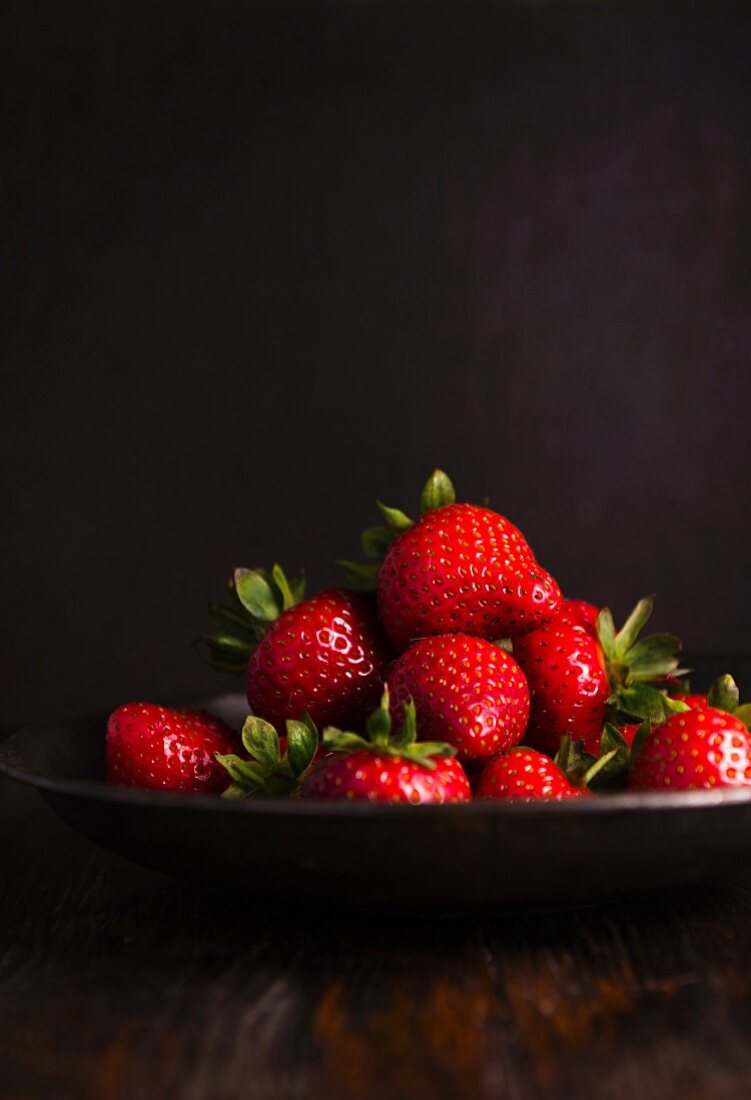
[[387, 634, 530, 763], [300, 751, 471, 803], [512, 599, 610, 757], [246, 590, 392, 731], [377, 503, 561, 650], [629, 706, 751, 791], [474, 748, 589, 801], [106, 703, 240, 794], [670, 693, 708, 710]]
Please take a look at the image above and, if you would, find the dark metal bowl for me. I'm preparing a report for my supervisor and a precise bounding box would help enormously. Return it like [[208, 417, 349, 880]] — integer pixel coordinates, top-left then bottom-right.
[[2, 656, 749, 907]]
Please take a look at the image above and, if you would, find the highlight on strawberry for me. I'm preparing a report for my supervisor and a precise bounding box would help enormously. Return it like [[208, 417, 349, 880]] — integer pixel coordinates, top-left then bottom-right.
[[203, 564, 392, 732], [300, 689, 472, 803], [106, 703, 242, 794]]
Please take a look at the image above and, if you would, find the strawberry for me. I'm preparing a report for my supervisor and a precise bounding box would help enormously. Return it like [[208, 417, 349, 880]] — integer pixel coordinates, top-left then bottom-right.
[[474, 747, 589, 801], [216, 713, 321, 797], [590, 675, 751, 791], [339, 469, 561, 650], [629, 705, 751, 791], [106, 703, 241, 794], [300, 690, 471, 803], [387, 633, 530, 762], [204, 565, 392, 731], [513, 596, 688, 757]]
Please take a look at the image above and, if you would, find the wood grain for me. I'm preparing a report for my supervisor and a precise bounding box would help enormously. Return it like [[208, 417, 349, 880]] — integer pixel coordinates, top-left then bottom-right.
[[2, 775, 751, 1099]]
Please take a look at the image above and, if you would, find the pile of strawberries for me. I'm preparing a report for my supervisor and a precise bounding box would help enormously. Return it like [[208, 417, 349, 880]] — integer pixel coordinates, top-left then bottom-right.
[[106, 471, 751, 803]]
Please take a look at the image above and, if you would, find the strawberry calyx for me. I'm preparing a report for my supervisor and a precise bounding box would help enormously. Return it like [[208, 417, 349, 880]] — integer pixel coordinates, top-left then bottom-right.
[[578, 721, 652, 792], [577, 669, 751, 792], [706, 674, 751, 727], [323, 688, 457, 771], [596, 596, 690, 725], [216, 712, 318, 797], [337, 469, 456, 592], [553, 734, 600, 788], [202, 563, 306, 674]]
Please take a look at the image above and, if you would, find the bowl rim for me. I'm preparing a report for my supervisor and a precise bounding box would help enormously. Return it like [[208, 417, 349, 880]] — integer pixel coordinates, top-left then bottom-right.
[[3, 694, 751, 819]]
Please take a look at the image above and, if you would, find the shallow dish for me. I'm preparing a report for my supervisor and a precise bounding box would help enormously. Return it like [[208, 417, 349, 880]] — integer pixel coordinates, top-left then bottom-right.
[[1, 656, 750, 907]]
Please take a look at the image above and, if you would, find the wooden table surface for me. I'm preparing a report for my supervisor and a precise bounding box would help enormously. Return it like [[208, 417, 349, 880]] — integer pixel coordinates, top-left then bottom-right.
[[2, 774, 751, 1100]]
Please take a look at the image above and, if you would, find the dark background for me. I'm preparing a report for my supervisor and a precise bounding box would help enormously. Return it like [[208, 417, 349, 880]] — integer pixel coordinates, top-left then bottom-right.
[[3, 1, 750, 728]]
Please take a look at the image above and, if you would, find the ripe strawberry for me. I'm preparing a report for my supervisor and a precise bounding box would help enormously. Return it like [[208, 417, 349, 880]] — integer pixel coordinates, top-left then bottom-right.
[[300, 690, 471, 803], [204, 565, 392, 731], [106, 703, 241, 794], [217, 713, 321, 797], [513, 596, 687, 757], [629, 705, 751, 791], [339, 469, 561, 650], [474, 748, 589, 801], [387, 633, 530, 762]]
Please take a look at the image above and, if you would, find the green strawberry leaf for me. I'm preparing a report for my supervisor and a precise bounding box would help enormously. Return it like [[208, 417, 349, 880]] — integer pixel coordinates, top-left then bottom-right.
[[614, 684, 689, 724], [241, 715, 281, 769], [234, 568, 282, 622], [362, 525, 392, 561], [707, 674, 740, 714], [365, 689, 393, 747], [376, 501, 414, 534], [419, 469, 456, 515], [614, 596, 654, 656], [735, 704, 751, 730], [205, 631, 253, 654], [554, 735, 596, 784], [394, 699, 418, 748], [322, 729, 372, 753], [336, 559, 380, 592], [624, 634, 682, 680], [222, 781, 252, 799], [596, 608, 617, 660], [215, 754, 266, 787], [580, 723, 635, 791], [207, 602, 258, 641], [271, 563, 298, 611], [629, 719, 653, 762], [286, 713, 318, 776]]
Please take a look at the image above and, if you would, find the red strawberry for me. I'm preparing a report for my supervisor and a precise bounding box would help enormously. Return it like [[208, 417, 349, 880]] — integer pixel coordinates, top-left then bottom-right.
[[513, 596, 687, 757], [106, 703, 240, 794], [474, 748, 589, 801], [339, 470, 561, 650], [300, 691, 471, 803], [204, 565, 392, 732], [378, 503, 560, 649], [629, 705, 751, 791], [387, 634, 530, 763]]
